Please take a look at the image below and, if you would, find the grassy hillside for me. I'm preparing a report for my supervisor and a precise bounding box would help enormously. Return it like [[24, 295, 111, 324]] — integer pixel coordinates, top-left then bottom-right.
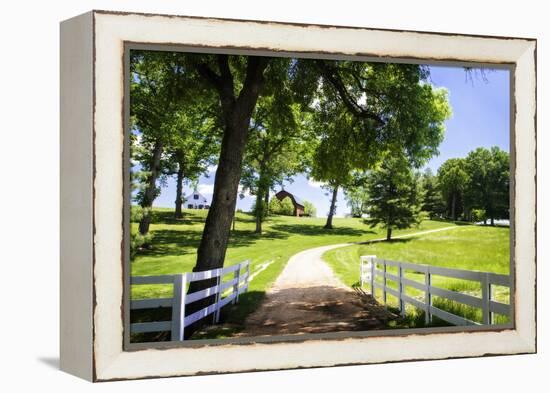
[[323, 225, 510, 326], [131, 208, 455, 297]]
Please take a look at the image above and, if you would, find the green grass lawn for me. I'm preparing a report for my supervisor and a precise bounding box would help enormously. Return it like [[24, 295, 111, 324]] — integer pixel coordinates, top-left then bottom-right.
[[322, 224, 510, 327], [130, 208, 456, 339]]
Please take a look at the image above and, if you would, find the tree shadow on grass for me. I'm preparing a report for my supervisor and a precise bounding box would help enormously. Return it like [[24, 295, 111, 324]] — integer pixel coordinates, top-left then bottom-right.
[[355, 237, 414, 246], [137, 226, 292, 258], [136, 228, 204, 258], [150, 209, 255, 226], [270, 223, 371, 237]]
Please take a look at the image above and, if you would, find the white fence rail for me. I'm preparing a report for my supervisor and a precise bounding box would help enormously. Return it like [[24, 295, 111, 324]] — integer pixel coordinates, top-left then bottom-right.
[[360, 256, 511, 326], [130, 260, 250, 341]]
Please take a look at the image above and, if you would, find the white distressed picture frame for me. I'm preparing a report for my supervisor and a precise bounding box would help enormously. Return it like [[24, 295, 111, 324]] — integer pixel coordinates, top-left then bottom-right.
[[60, 10, 536, 381]]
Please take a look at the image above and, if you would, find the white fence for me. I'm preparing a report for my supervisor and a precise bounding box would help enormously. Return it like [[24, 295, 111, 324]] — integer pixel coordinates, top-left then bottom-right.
[[360, 256, 511, 326], [130, 260, 250, 341]]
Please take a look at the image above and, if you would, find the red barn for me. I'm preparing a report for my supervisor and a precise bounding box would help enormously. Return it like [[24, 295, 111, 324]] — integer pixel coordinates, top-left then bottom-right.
[[275, 190, 305, 217]]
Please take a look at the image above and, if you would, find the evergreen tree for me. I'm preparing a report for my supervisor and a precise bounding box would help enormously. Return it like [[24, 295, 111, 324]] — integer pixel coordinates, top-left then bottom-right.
[[365, 155, 422, 240]]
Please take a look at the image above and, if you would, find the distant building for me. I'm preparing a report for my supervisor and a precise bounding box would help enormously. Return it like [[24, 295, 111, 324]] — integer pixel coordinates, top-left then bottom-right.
[[275, 190, 305, 217], [184, 190, 210, 210]]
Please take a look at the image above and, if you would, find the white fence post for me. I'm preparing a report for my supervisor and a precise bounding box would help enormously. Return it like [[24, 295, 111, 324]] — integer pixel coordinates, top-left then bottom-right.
[[398, 264, 405, 317], [425, 267, 432, 324], [370, 257, 375, 296], [360, 259, 364, 287], [481, 272, 492, 324], [246, 260, 250, 287], [171, 273, 186, 341], [214, 275, 222, 323], [382, 261, 387, 305], [233, 262, 241, 304]]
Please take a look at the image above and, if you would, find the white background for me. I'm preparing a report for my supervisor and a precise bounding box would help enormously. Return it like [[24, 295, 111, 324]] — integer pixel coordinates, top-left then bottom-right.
[[0, 0, 546, 391]]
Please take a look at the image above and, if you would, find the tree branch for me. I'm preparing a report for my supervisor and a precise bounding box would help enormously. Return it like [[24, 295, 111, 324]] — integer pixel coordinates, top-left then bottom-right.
[[195, 62, 223, 93], [315, 60, 385, 126], [236, 56, 269, 116]]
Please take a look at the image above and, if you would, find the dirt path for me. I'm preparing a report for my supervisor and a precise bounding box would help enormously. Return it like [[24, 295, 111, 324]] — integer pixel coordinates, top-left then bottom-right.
[[238, 244, 392, 336], [237, 226, 458, 337]]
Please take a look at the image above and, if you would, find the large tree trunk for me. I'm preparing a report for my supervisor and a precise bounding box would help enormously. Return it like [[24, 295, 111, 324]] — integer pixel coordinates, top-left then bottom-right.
[[174, 162, 184, 219], [386, 226, 392, 241], [184, 56, 268, 338], [138, 140, 163, 236], [254, 168, 269, 234], [254, 189, 263, 234], [324, 185, 339, 229]]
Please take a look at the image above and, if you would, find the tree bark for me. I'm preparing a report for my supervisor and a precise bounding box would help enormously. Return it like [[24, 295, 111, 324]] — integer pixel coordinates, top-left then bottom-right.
[[254, 189, 263, 234], [324, 185, 339, 229], [386, 226, 392, 241], [174, 162, 184, 219], [254, 165, 269, 234], [193, 56, 267, 271], [138, 140, 163, 236], [184, 56, 268, 338]]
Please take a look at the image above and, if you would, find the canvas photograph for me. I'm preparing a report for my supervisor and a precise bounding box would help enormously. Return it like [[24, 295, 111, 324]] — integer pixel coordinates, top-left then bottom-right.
[[126, 49, 513, 345]]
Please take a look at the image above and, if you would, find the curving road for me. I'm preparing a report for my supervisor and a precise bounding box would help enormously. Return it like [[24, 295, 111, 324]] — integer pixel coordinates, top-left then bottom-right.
[[238, 226, 458, 337]]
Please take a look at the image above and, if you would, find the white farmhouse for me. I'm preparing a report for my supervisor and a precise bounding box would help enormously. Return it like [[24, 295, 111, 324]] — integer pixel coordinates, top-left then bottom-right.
[[184, 189, 210, 210]]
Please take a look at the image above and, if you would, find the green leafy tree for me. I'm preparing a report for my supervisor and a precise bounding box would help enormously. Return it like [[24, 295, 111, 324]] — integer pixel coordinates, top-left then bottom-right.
[[437, 158, 468, 220], [344, 172, 370, 218], [267, 196, 295, 216], [279, 197, 296, 216], [267, 197, 282, 215], [240, 91, 313, 233], [309, 62, 451, 229], [464, 147, 509, 225], [130, 51, 199, 237], [365, 155, 422, 240], [162, 107, 221, 218], [420, 168, 445, 219], [303, 201, 317, 217]]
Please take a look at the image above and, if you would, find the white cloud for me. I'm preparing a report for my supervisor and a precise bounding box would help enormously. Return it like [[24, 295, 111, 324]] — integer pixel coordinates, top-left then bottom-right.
[[307, 179, 325, 188]]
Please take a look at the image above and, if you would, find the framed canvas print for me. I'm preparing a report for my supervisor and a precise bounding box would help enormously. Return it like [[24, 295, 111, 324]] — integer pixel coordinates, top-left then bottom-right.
[[60, 10, 537, 381]]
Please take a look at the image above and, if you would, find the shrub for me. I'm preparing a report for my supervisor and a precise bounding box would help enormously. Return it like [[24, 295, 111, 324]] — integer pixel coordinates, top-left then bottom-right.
[[303, 201, 317, 217], [130, 205, 152, 223], [268, 196, 295, 216], [130, 231, 153, 259], [471, 208, 487, 223]]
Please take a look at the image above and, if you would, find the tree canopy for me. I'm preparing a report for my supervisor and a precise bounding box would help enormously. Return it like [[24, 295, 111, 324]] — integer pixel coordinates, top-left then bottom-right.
[[308, 62, 451, 228], [464, 147, 510, 225]]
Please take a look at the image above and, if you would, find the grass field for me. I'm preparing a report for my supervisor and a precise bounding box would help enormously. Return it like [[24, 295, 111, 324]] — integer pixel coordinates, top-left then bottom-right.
[[322, 224, 510, 327], [130, 208, 458, 339]]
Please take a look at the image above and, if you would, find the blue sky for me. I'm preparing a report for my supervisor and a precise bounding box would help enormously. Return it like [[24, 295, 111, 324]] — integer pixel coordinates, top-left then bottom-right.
[[151, 64, 510, 218]]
